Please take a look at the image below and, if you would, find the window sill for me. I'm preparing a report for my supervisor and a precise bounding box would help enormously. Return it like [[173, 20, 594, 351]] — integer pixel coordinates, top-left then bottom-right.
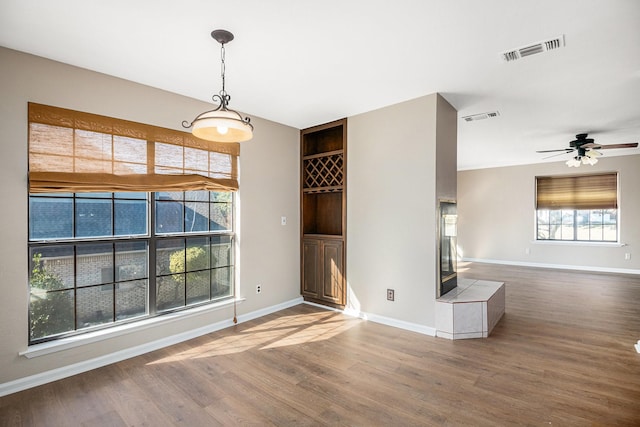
[[20, 298, 244, 359], [532, 240, 625, 247]]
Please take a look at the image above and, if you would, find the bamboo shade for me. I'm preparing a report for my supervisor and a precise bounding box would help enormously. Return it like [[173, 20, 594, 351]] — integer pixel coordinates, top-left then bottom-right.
[[28, 103, 239, 193], [536, 173, 617, 209]]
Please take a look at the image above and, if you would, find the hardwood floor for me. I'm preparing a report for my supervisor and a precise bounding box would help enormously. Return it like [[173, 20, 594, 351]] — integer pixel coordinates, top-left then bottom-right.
[[2, 262, 640, 426]]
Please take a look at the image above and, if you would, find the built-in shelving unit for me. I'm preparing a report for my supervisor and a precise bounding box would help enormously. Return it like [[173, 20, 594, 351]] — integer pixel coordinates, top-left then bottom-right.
[[300, 119, 347, 308]]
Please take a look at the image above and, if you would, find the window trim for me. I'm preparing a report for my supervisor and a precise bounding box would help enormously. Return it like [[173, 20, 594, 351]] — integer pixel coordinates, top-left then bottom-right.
[[530, 239, 625, 248]]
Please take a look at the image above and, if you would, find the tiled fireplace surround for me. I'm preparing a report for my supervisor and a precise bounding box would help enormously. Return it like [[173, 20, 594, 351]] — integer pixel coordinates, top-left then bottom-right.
[[435, 278, 505, 339]]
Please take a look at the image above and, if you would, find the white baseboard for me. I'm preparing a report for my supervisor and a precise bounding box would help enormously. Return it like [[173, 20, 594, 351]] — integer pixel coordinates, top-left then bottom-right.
[[0, 297, 303, 398], [462, 258, 640, 275], [236, 297, 303, 323], [302, 301, 437, 337], [363, 312, 437, 336]]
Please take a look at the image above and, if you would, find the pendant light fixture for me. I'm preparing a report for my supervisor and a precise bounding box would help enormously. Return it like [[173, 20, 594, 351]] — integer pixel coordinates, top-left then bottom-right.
[[182, 29, 253, 143]]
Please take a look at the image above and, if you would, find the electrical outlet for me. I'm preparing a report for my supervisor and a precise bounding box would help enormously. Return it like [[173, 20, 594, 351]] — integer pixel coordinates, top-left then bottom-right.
[[281, 216, 287, 226], [625, 253, 631, 260], [256, 284, 262, 294], [387, 289, 395, 301]]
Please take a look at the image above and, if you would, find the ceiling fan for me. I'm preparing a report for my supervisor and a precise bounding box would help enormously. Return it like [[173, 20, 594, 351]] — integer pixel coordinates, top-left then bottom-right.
[[537, 133, 638, 167]]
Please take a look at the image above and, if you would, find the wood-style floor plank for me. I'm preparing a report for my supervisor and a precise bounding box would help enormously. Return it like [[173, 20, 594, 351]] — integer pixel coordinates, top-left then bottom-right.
[[2, 262, 640, 426]]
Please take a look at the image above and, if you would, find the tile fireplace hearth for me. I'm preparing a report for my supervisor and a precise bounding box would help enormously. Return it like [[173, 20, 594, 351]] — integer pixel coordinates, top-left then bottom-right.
[[435, 278, 505, 339]]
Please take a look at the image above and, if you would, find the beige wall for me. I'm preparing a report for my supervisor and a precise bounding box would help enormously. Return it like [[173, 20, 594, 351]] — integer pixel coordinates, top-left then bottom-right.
[[458, 154, 640, 271], [0, 47, 300, 384], [347, 93, 457, 328]]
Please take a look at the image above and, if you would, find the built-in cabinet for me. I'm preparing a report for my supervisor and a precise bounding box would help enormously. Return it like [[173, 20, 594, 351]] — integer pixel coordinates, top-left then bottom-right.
[[300, 119, 346, 308]]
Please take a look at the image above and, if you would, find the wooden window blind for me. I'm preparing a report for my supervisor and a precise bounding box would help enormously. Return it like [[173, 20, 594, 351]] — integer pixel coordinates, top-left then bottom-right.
[[28, 103, 239, 193], [536, 173, 618, 210]]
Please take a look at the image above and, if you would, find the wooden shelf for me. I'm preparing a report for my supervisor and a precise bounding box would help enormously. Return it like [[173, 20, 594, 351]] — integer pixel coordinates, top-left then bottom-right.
[[303, 186, 343, 194], [300, 118, 347, 308], [302, 149, 344, 160]]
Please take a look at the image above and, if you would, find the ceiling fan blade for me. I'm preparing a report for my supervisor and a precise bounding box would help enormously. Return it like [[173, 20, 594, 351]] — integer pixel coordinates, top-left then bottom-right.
[[543, 151, 573, 160], [536, 148, 574, 153], [589, 143, 639, 150]]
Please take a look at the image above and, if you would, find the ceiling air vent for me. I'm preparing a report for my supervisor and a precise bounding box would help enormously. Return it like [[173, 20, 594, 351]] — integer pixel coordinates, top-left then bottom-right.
[[502, 35, 565, 62], [462, 111, 500, 122]]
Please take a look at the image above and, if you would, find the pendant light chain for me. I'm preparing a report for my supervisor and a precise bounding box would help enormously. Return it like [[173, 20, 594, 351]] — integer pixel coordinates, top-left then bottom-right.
[[220, 42, 227, 99]]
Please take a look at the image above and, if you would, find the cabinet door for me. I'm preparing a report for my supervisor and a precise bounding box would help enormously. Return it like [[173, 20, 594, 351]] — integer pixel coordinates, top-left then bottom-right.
[[321, 239, 344, 304], [302, 239, 320, 298]]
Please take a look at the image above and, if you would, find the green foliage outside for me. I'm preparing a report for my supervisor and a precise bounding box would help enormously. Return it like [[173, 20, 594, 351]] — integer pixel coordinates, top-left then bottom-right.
[[29, 253, 74, 340], [165, 246, 210, 305], [169, 246, 209, 280]]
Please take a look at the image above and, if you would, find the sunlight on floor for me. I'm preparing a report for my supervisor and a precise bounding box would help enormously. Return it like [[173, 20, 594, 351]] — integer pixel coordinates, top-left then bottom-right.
[[147, 309, 360, 365]]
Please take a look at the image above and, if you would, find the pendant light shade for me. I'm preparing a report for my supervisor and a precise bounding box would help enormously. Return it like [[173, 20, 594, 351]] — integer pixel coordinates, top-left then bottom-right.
[[183, 29, 253, 143], [191, 109, 253, 142]]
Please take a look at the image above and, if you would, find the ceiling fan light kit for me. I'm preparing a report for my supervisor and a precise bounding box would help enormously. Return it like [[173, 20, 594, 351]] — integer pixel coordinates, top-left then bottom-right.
[[182, 29, 253, 143], [538, 133, 638, 168]]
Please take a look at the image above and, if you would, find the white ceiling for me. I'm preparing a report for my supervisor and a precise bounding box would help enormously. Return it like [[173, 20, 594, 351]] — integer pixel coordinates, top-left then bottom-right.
[[1, 0, 639, 170]]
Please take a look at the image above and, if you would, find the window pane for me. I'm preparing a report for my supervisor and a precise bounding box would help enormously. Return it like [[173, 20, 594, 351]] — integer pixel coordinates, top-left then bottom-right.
[[157, 239, 185, 276], [76, 243, 113, 287], [550, 224, 562, 240], [185, 202, 210, 232], [537, 224, 549, 239], [549, 210, 562, 224], [76, 198, 112, 237], [576, 225, 590, 240], [114, 192, 147, 199], [576, 210, 589, 226], [115, 241, 148, 282], [211, 191, 232, 203], [155, 191, 183, 201], [560, 225, 573, 240], [561, 210, 574, 226], [212, 236, 233, 268], [33, 192, 73, 198], [590, 210, 603, 225], [30, 245, 74, 289], [603, 209, 616, 225], [77, 285, 114, 329], [29, 289, 75, 340], [590, 224, 603, 241], [77, 192, 111, 198], [603, 225, 617, 241], [186, 271, 210, 305], [156, 200, 184, 234], [185, 190, 208, 202], [29, 196, 73, 240], [186, 237, 210, 271], [115, 199, 147, 236], [210, 203, 232, 231], [116, 280, 148, 320], [212, 267, 233, 299], [537, 210, 549, 224], [157, 274, 184, 311]]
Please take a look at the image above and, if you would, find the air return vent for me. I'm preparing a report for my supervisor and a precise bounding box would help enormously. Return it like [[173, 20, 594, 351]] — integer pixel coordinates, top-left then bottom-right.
[[462, 111, 500, 122], [502, 35, 565, 62]]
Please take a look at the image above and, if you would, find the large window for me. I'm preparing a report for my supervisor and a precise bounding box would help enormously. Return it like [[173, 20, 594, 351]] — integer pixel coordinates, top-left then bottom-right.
[[535, 173, 618, 242], [27, 103, 239, 344], [28, 191, 234, 343]]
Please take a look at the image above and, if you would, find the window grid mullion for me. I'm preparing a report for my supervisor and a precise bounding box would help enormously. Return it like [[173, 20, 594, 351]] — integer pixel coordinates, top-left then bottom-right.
[[148, 192, 158, 316]]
